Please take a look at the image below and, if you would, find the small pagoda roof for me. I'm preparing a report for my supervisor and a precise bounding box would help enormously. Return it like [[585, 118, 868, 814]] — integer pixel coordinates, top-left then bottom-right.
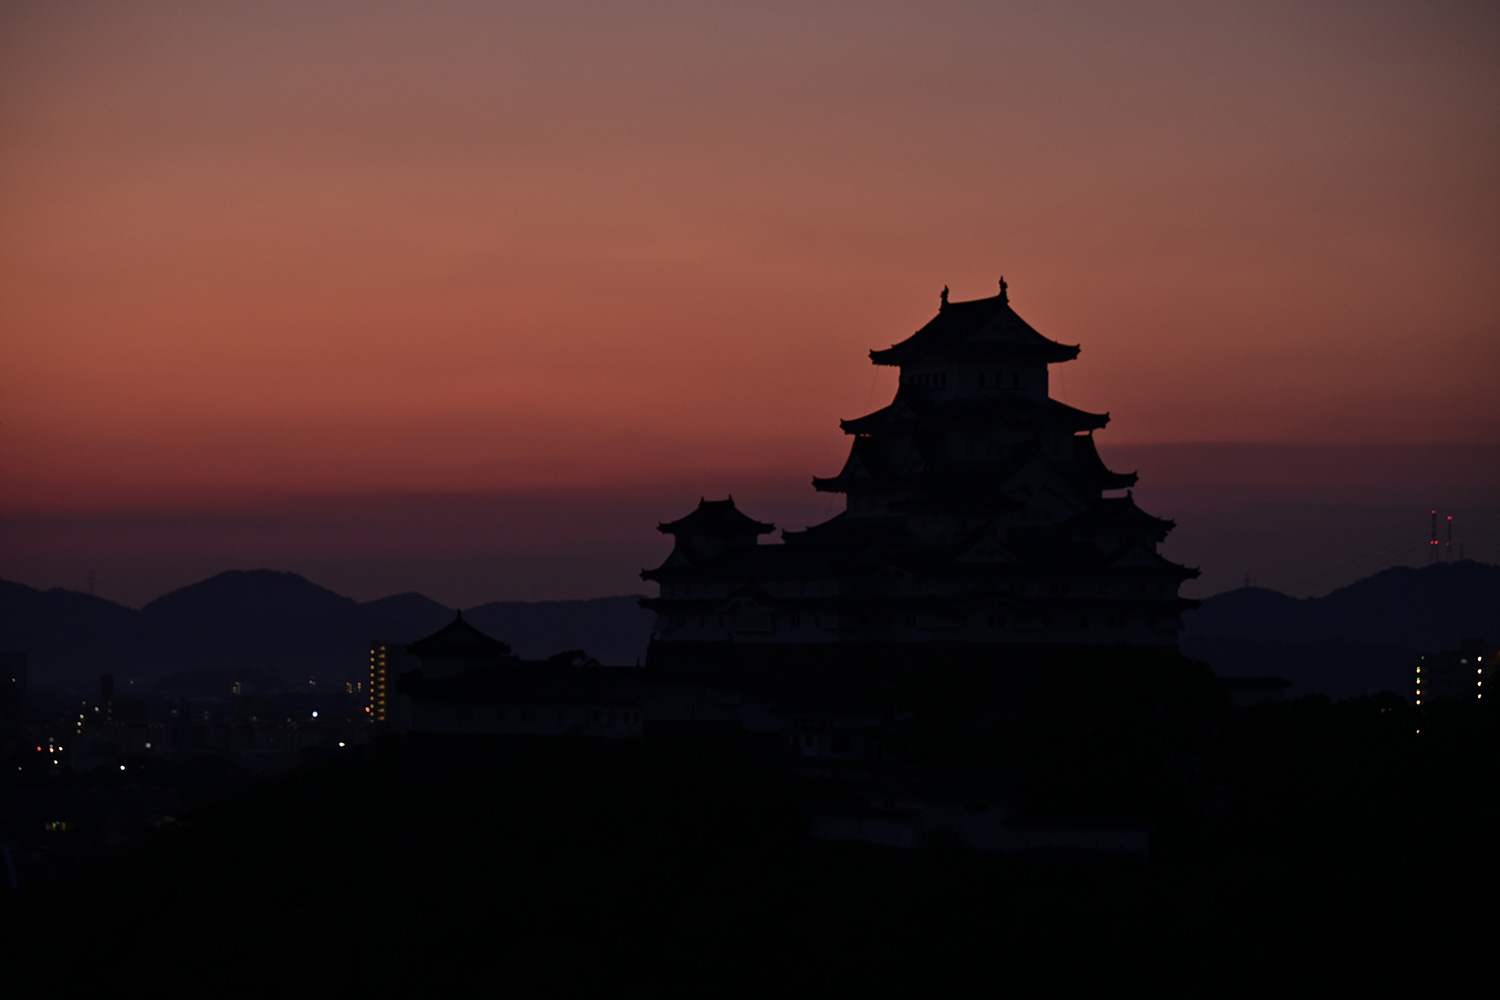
[[839, 394, 1108, 436], [869, 283, 1080, 367], [406, 610, 513, 659], [657, 497, 775, 536]]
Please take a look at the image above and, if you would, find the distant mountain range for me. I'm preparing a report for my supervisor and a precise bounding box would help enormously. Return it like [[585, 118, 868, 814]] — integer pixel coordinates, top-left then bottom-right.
[[2, 562, 1495, 698], [0, 570, 654, 695], [1181, 560, 1499, 697]]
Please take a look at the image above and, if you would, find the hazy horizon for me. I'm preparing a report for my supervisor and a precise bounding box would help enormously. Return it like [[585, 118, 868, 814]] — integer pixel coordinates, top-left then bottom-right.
[[5, 441, 1497, 609], [4, 3, 1498, 607]]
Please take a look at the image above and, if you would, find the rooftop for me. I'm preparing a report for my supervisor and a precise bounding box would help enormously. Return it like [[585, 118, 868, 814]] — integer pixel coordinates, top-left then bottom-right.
[[406, 610, 513, 660], [658, 497, 775, 536], [869, 280, 1080, 367], [839, 394, 1108, 436]]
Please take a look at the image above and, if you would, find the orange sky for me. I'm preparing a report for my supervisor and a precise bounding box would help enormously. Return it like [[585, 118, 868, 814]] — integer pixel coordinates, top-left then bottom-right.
[[3, 1, 1498, 521]]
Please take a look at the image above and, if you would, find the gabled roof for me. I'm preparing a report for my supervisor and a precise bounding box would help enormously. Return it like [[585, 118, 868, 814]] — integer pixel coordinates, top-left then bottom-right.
[[657, 497, 775, 536], [869, 284, 1080, 367], [839, 394, 1108, 436], [1101, 540, 1201, 579], [640, 545, 697, 582], [406, 610, 513, 659], [1072, 434, 1138, 491], [812, 434, 927, 493], [1098, 493, 1175, 531], [1071, 493, 1176, 543]]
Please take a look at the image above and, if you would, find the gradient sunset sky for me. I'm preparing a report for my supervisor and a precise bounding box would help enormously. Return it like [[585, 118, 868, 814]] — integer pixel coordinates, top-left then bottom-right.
[[3, 2, 1497, 604]]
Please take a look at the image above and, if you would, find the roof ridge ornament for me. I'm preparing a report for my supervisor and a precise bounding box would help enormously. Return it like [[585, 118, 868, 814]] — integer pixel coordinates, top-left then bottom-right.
[[999, 275, 1008, 304], [940, 285, 949, 310]]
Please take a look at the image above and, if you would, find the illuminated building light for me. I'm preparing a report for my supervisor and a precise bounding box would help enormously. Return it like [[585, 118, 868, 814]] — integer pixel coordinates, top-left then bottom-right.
[[1415, 699, 1422, 706], [311, 710, 319, 719], [118, 764, 126, 772], [337, 741, 346, 748], [144, 742, 152, 750]]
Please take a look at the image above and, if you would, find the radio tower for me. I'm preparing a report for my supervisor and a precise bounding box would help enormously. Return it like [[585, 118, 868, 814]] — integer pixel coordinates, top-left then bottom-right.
[[1446, 514, 1454, 562], [1429, 509, 1439, 563]]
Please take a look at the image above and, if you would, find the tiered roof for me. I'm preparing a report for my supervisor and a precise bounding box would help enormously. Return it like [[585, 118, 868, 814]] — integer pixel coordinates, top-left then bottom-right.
[[658, 497, 775, 536], [407, 610, 513, 659], [1072, 434, 1138, 491], [869, 282, 1079, 367], [839, 394, 1109, 436], [640, 278, 1198, 638]]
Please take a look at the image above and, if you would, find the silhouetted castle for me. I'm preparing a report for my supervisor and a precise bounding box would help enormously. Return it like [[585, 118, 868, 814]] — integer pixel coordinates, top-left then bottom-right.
[[643, 279, 1198, 672]]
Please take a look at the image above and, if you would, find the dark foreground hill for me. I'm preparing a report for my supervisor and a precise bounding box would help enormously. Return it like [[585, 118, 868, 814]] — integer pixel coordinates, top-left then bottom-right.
[[11, 718, 1497, 992], [1182, 560, 1499, 697]]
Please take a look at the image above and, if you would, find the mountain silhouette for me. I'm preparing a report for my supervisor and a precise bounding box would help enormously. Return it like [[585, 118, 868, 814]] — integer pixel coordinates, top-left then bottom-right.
[[3, 562, 1494, 697], [357, 591, 454, 641], [1182, 560, 1499, 696], [0, 570, 654, 694]]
